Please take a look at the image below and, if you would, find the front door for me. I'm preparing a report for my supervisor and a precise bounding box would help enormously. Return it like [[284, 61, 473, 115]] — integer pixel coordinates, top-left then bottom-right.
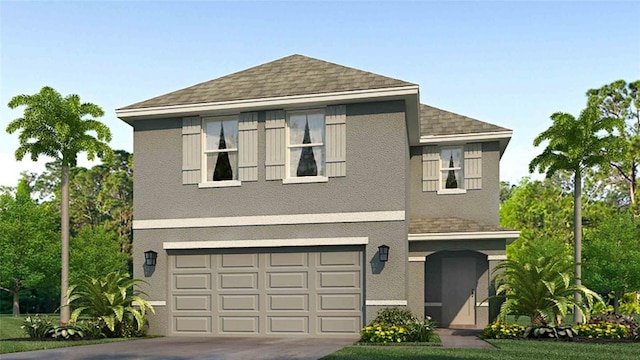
[[442, 257, 476, 326]]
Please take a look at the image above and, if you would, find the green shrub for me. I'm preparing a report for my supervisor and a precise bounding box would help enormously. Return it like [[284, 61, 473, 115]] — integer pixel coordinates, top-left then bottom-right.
[[106, 315, 147, 338], [371, 307, 417, 326], [483, 322, 526, 339], [21, 314, 53, 338], [66, 272, 154, 338], [620, 292, 640, 315], [77, 318, 106, 339], [404, 317, 436, 342], [360, 323, 407, 343], [523, 324, 576, 339], [575, 323, 628, 339], [589, 314, 638, 338], [49, 324, 85, 340]]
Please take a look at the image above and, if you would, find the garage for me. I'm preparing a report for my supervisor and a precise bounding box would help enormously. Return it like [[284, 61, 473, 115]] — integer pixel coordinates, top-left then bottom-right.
[[167, 247, 363, 336]]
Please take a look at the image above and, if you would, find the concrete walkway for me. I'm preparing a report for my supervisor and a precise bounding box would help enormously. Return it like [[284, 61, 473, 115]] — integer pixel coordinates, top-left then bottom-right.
[[436, 328, 495, 349]]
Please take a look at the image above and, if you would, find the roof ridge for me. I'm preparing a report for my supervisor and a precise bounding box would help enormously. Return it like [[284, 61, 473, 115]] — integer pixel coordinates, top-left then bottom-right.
[[119, 54, 415, 110]]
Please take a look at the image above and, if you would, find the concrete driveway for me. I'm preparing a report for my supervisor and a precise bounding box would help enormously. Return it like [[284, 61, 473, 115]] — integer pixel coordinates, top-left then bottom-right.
[[1, 336, 357, 360]]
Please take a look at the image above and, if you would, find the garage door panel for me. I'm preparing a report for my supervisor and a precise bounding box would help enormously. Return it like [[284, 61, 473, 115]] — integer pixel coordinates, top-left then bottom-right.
[[220, 317, 259, 333], [174, 295, 211, 311], [267, 272, 307, 289], [318, 271, 361, 288], [174, 274, 210, 290], [175, 254, 209, 269], [220, 253, 258, 268], [318, 317, 361, 334], [320, 252, 360, 266], [269, 294, 308, 311], [269, 252, 307, 267], [169, 248, 362, 337], [268, 317, 308, 333], [220, 294, 259, 311], [219, 273, 258, 289], [319, 294, 360, 311], [174, 316, 211, 333]]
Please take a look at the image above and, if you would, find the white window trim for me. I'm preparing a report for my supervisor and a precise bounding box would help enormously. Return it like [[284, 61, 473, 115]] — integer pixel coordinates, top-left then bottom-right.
[[200, 115, 241, 187], [438, 146, 465, 194], [284, 108, 326, 184]]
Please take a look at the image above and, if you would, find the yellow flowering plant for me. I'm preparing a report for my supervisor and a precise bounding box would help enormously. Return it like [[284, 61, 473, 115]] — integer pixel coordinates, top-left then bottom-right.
[[575, 323, 629, 340], [360, 323, 408, 343], [482, 322, 526, 339]]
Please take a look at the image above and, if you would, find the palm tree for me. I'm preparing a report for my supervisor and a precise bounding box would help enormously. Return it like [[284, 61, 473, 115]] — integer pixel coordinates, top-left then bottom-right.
[[492, 257, 602, 326], [529, 102, 619, 323], [7, 86, 112, 323]]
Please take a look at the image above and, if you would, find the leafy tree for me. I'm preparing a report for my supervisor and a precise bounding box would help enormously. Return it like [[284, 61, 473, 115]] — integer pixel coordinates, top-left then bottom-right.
[[587, 80, 640, 209], [0, 180, 59, 316], [6, 86, 112, 322], [492, 257, 602, 326], [501, 177, 573, 266], [499, 181, 516, 203], [69, 225, 128, 285], [583, 211, 640, 313], [529, 102, 619, 322]]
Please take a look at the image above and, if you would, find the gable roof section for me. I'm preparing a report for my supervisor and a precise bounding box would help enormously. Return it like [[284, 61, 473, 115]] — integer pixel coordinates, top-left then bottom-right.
[[420, 104, 509, 136], [119, 55, 416, 110], [419, 104, 513, 156]]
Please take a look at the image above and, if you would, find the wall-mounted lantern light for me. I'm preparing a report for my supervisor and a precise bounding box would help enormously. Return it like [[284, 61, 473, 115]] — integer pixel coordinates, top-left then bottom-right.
[[144, 250, 158, 266], [378, 245, 390, 262]]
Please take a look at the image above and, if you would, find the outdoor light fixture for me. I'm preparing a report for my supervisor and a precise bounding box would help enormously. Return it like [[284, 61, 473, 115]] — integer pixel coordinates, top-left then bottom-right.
[[378, 245, 390, 262], [144, 250, 158, 266]]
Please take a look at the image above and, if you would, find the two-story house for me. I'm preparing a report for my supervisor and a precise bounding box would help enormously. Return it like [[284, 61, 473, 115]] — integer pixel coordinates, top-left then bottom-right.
[[116, 55, 519, 337]]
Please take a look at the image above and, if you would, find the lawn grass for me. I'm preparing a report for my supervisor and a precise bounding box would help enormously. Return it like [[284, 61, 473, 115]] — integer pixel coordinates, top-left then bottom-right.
[[322, 340, 640, 360], [0, 314, 136, 355]]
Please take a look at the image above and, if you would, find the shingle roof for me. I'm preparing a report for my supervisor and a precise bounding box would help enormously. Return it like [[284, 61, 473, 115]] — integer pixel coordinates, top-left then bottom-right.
[[120, 55, 415, 110], [409, 217, 514, 234], [420, 104, 510, 136]]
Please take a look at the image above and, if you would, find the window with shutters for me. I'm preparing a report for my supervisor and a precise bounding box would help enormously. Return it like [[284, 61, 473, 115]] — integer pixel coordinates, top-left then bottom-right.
[[440, 147, 464, 192], [202, 116, 240, 186], [284, 109, 327, 183], [422, 143, 482, 194]]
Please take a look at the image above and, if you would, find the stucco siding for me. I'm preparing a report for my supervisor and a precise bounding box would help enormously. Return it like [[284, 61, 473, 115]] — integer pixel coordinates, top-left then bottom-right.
[[409, 142, 501, 225], [133, 100, 407, 221]]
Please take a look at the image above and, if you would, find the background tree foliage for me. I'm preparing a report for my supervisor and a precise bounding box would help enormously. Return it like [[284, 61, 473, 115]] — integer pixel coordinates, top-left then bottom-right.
[[7, 86, 113, 323], [587, 80, 640, 210], [0, 151, 133, 315], [0, 180, 59, 316], [582, 211, 640, 313]]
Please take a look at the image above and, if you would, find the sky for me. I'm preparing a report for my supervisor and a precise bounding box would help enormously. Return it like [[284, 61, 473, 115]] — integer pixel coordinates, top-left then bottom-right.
[[1, 1, 639, 187]]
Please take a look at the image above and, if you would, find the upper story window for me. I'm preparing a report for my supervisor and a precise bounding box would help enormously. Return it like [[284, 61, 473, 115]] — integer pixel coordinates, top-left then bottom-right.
[[202, 116, 239, 185], [440, 147, 464, 192], [286, 109, 327, 183], [422, 143, 481, 194]]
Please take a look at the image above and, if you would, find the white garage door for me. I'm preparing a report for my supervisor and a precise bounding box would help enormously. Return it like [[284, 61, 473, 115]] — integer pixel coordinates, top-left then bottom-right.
[[168, 248, 363, 336]]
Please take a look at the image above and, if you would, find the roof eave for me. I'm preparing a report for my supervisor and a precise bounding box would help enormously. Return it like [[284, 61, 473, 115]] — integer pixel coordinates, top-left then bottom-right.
[[116, 85, 420, 125], [408, 230, 520, 243], [419, 130, 513, 158]]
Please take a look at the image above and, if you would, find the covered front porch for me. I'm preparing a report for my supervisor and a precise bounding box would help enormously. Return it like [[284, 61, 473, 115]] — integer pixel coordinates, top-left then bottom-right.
[[406, 217, 519, 328]]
